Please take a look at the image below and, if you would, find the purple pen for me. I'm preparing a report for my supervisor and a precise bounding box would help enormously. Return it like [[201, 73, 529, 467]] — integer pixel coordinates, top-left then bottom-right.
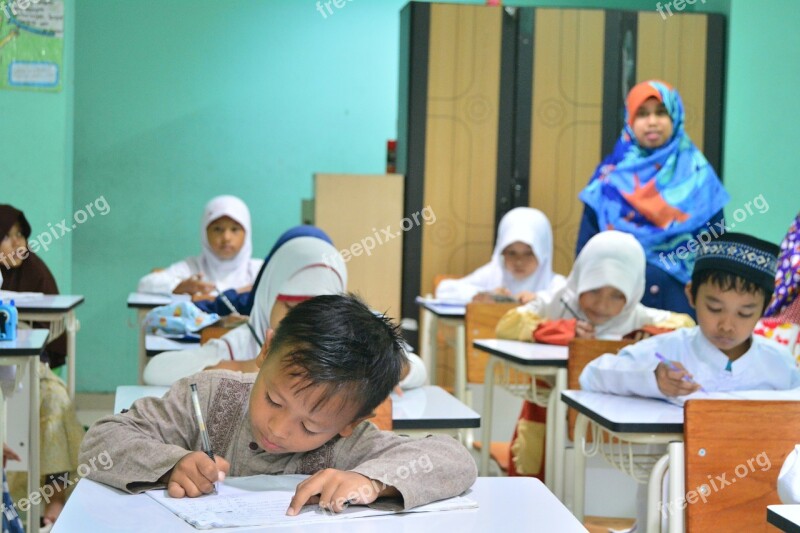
[[655, 352, 707, 393]]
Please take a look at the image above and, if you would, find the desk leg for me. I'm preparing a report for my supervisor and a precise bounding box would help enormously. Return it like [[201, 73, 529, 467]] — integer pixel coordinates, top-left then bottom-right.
[[454, 323, 466, 403], [648, 453, 670, 533], [28, 356, 40, 533], [550, 369, 567, 500], [137, 309, 148, 385], [667, 442, 685, 533], [66, 310, 78, 400], [572, 413, 589, 521], [463, 387, 474, 448], [420, 308, 438, 388], [479, 357, 499, 476]]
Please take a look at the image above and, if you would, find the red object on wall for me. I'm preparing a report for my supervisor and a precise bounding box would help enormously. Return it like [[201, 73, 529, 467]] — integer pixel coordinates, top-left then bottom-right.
[[386, 140, 397, 174]]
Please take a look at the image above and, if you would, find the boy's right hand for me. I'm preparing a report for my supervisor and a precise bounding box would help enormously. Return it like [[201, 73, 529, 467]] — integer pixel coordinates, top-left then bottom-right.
[[655, 362, 702, 397], [166, 452, 230, 498]]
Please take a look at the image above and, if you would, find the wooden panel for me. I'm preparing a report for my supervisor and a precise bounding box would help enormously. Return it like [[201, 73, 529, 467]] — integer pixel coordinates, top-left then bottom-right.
[[684, 400, 800, 532], [372, 397, 393, 431], [465, 302, 519, 383], [529, 9, 605, 277], [421, 4, 502, 294], [314, 174, 404, 318], [637, 12, 708, 150]]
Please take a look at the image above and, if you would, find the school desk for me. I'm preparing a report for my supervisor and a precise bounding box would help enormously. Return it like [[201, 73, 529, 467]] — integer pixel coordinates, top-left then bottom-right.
[[561, 390, 684, 533], [768, 505, 800, 533], [16, 294, 84, 399], [52, 476, 587, 533], [0, 328, 49, 533], [473, 339, 568, 496], [114, 385, 480, 437], [127, 292, 188, 384], [416, 297, 467, 402], [145, 335, 198, 357]]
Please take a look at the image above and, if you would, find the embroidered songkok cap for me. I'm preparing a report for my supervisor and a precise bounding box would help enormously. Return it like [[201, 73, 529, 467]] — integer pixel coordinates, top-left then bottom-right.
[[694, 232, 780, 296]]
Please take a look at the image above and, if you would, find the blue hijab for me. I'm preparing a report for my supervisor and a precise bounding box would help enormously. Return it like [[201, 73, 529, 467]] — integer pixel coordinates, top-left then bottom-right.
[[579, 80, 729, 284]]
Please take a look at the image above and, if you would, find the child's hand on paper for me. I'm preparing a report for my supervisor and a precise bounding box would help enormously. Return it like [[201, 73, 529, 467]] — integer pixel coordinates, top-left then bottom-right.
[[575, 320, 595, 339], [655, 362, 702, 397], [174, 275, 216, 296], [166, 452, 230, 498], [286, 469, 400, 516], [516, 291, 537, 304]]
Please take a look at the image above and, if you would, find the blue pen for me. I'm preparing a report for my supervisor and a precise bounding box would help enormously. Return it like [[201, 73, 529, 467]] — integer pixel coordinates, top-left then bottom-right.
[[655, 352, 706, 393]]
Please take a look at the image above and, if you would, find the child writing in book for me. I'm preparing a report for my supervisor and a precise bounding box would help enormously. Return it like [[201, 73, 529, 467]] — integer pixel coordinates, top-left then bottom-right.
[[436, 207, 565, 304], [495, 230, 693, 478], [137, 195, 262, 297], [144, 226, 426, 390], [577, 80, 729, 316], [80, 294, 476, 513]]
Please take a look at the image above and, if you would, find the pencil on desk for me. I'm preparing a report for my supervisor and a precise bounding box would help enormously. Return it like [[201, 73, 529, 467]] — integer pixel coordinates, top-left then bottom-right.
[[654, 352, 707, 393], [190, 383, 218, 494]]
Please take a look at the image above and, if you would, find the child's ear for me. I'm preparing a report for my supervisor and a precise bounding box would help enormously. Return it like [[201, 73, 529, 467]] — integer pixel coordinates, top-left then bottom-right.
[[254, 329, 275, 368], [338, 416, 370, 438], [684, 282, 696, 308]]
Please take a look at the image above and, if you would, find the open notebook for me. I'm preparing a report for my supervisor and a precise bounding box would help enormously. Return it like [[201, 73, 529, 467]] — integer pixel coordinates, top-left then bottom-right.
[[147, 474, 477, 529]]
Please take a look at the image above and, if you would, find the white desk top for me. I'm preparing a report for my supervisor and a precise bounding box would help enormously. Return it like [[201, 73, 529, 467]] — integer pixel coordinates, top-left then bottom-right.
[[415, 297, 466, 318], [12, 294, 84, 313], [114, 385, 481, 431], [145, 335, 199, 356], [53, 476, 587, 533], [561, 390, 684, 433], [391, 385, 480, 430], [0, 329, 49, 356], [768, 505, 800, 533], [473, 339, 568, 367], [127, 292, 190, 309]]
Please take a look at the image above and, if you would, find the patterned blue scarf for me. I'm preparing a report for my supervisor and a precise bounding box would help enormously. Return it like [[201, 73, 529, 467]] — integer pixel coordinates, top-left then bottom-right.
[[579, 81, 729, 284]]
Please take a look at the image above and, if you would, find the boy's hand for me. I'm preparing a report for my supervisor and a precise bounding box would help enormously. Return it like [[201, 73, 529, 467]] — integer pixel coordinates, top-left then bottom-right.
[[655, 362, 702, 397], [166, 452, 230, 498], [575, 320, 595, 339], [286, 469, 399, 516]]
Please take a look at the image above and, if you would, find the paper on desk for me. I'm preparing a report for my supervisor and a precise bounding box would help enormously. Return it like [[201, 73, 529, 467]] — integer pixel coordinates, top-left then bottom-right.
[[147, 475, 477, 529], [0, 290, 44, 301], [665, 387, 800, 406]]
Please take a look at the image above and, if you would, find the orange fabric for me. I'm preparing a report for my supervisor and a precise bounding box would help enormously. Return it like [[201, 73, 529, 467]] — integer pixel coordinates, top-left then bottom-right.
[[533, 319, 577, 346], [508, 396, 548, 479], [626, 79, 672, 127], [620, 174, 690, 229]]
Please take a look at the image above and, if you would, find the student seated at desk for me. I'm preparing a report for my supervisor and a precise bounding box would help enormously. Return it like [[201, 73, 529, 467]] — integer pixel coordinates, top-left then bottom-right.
[[0, 205, 86, 528], [435, 207, 565, 304], [137, 195, 262, 299], [144, 226, 426, 390], [496, 230, 692, 478], [80, 295, 476, 513]]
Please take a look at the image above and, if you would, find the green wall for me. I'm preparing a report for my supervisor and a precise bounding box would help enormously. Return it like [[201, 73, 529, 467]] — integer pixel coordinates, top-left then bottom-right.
[[66, 0, 794, 392]]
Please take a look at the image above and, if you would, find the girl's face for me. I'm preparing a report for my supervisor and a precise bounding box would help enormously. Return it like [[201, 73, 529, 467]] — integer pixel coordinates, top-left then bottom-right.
[[578, 286, 627, 325], [206, 216, 246, 260], [502, 241, 539, 280], [632, 97, 673, 149], [0, 223, 27, 268]]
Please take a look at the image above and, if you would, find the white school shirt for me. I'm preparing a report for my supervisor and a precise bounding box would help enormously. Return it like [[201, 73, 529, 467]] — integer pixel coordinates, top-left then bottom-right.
[[137, 257, 263, 295], [580, 326, 800, 399]]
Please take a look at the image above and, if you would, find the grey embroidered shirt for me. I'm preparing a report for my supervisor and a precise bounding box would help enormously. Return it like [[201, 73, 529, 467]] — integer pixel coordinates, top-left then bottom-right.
[[79, 370, 477, 509]]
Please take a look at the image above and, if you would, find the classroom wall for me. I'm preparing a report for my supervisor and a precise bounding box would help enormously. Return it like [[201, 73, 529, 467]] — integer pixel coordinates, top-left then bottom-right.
[[0, 1, 75, 290], [72, 0, 796, 393]]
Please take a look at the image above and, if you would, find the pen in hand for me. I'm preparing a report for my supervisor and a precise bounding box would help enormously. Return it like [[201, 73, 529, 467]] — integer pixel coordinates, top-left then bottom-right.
[[190, 383, 219, 494], [654, 352, 707, 393]]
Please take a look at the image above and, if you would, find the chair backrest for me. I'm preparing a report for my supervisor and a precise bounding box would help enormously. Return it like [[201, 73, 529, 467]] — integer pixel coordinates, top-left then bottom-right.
[[432, 274, 457, 296], [371, 397, 393, 431], [465, 302, 520, 384], [683, 400, 800, 532], [566, 338, 634, 441], [201, 326, 229, 345]]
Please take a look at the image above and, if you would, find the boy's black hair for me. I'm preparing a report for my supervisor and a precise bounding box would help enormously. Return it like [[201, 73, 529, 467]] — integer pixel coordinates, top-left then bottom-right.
[[691, 232, 779, 313], [268, 293, 405, 421]]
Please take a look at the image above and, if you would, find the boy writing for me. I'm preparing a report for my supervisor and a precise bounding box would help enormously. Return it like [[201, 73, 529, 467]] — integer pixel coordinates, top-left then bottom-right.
[[80, 294, 476, 514], [580, 232, 800, 398]]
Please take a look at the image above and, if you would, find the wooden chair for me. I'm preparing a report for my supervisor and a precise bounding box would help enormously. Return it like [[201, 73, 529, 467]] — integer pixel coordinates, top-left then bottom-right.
[[465, 302, 521, 384], [683, 400, 800, 532]]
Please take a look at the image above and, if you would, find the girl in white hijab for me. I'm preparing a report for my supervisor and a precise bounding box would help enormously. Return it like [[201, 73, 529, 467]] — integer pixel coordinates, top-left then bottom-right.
[[137, 195, 262, 296], [435, 207, 565, 304]]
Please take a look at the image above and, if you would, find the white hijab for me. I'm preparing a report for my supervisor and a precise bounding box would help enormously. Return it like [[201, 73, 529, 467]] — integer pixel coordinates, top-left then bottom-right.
[[198, 195, 255, 290], [493, 207, 559, 294], [529, 230, 659, 337]]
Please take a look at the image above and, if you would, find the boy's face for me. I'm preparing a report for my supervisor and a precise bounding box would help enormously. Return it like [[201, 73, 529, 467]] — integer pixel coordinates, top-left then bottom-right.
[[686, 281, 765, 360], [206, 216, 246, 260], [578, 286, 627, 325], [0, 223, 27, 268], [501, 241, 539, 280], [632, 97, 673, 149], [248, 332, 365, 454]]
